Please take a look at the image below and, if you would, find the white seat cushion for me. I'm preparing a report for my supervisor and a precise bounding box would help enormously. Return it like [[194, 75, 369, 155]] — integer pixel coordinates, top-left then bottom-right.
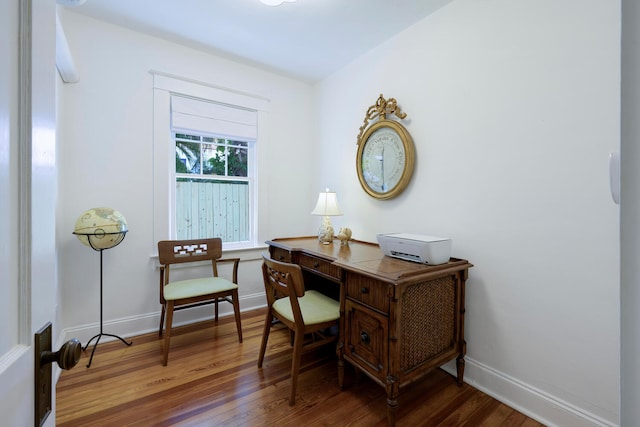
[[273, 290, 340, 325], [164, 277, 238, 300]]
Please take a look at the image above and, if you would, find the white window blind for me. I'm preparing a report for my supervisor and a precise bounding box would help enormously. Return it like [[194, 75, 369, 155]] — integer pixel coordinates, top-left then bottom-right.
[[171, 95, 257, 140]]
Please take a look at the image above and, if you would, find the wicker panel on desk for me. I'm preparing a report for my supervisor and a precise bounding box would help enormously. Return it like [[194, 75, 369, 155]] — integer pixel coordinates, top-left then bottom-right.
[[400, 275, 456, 372]]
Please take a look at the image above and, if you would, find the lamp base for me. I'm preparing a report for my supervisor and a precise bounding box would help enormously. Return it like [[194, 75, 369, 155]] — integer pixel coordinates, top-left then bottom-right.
[[317, 215, 334, 244], [82, 246, 132, 368], [83, 332, 132, 368]]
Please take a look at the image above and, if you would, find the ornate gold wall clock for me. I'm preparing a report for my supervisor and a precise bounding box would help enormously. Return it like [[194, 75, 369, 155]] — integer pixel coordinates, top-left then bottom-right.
[[356, 94, 415, 200]]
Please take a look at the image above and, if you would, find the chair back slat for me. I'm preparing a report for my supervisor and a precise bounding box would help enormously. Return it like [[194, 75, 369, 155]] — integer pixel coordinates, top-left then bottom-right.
[[261, 253, 306, 332], [158, 238, 222, 265], [262, 254, 305, 298]]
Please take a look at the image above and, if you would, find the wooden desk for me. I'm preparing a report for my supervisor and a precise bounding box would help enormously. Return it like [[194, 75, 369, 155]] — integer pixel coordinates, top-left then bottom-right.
[[266, 236, 473, 426]]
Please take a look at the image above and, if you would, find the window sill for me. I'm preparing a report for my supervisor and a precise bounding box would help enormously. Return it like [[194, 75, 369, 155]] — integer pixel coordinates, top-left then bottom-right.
[[150, 243, 269, 264]]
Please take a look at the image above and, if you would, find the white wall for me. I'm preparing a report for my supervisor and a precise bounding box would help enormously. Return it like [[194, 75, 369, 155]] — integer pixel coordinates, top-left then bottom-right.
[[56, 11, 316, 343], [314, 0, 619, 426]]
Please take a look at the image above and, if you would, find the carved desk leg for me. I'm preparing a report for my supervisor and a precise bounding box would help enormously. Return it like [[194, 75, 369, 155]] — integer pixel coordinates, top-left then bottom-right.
[[456, 345, 466, 386], [385, 375, 399, 427], [337, 291, 346, 390], [337, 342, 345, 390], [456, 275, 467, 386]]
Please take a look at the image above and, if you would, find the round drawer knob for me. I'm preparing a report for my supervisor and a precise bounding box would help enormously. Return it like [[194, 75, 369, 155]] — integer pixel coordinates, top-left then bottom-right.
[[360, 331, 370, 345], [361, 287, 368, 294]]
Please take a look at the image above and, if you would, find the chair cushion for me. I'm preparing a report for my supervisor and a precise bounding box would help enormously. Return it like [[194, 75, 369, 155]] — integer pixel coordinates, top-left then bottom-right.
[[164, 277, 238, 300], [273, 290, 340, 325]]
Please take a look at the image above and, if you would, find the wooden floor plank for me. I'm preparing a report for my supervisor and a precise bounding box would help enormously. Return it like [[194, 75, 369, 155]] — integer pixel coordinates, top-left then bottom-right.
[[57, 308, 546, 426]]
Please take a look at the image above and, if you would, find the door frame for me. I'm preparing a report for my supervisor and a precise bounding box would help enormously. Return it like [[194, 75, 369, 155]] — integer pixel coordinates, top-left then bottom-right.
[[0, 0, 58, 425], [0, 0, 34, 424]]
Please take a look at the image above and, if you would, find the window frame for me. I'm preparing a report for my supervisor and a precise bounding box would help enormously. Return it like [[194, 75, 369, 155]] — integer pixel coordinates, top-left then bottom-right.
[[152, 71, 270, 253]]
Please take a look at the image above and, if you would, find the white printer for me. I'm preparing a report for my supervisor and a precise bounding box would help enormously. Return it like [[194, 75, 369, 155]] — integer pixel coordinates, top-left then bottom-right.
[[377, 233, 452, 265]]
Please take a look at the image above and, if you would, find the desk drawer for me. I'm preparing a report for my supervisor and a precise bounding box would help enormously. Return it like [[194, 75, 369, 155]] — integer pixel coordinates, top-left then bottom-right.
[[345, 273, 390, 314], [298, 254, 341, 281], [345, 299, 388, 381], [270, 247, 292, 263]]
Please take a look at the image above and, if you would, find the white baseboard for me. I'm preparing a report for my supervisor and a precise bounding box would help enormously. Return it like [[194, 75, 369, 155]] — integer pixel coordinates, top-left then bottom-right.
[[441, 358, 617, 427], [59, 292, 267, 346]]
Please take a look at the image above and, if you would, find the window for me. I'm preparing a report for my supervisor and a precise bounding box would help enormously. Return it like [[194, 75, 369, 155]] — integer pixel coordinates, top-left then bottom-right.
[[152, 72, 269, 252], [173, 133, 253, 243], [170, 94, 257, 246]]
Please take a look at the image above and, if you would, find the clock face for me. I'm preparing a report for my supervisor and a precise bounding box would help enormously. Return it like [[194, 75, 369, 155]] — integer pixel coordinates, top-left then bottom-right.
[[362, 127, 405, 193], [357, 120, 414, 200]]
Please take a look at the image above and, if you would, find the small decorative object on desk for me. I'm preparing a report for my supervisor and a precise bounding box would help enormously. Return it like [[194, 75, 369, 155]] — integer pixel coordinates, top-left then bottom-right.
[[318, 225, 334, 244], [337, 227, 352, 245]]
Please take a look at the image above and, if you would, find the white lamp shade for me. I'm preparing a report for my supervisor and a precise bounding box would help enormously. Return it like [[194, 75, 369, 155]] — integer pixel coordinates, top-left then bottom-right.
[[311, 190, 343, 216]]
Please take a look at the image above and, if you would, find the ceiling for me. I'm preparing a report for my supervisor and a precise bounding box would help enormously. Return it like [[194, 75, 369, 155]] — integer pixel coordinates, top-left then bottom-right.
[[60, 0, 453, 83]]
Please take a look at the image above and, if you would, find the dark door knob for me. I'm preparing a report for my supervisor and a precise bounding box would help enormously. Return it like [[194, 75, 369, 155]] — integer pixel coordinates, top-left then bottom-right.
[[35, 322, 81, 426], [41, 338, 82, 370]]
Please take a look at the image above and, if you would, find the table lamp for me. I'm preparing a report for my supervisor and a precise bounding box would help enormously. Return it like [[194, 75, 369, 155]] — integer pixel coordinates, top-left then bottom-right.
[[311, 188, 343, 244], [73, 207, 132, 367]]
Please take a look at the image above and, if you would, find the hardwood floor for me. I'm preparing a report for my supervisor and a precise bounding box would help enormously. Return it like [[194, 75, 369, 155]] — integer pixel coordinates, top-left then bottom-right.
[[56, 308, 545, 426]]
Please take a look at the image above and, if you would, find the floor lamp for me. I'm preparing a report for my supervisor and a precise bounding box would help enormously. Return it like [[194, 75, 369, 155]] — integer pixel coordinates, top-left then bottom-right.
[[73, 207, 132, 368]]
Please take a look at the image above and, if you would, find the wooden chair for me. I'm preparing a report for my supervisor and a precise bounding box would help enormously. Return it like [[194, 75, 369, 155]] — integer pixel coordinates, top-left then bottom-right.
[[258, 253, 340, 405], [157, 238, 242, 366]]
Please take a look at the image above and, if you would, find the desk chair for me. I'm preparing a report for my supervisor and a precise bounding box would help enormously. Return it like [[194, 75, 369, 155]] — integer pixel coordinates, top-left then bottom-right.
[[157, 238, 243, 366], [258, 254, 340, 405]]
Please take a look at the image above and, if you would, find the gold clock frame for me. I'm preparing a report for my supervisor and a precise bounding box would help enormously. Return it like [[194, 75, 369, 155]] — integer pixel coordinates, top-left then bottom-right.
[[356, 95, 415, 200]]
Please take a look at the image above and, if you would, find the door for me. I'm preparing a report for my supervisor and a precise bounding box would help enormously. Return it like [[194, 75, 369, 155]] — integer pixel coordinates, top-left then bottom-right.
[[0, 0, 58, 426]]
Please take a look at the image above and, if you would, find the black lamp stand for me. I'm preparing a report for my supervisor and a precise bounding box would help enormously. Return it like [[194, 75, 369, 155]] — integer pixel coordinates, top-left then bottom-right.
[[74, 231, 132, 368]]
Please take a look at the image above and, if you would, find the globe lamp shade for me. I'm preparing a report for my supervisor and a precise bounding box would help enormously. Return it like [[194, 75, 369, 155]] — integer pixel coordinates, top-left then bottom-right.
[[73, 207, 128, 250]]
